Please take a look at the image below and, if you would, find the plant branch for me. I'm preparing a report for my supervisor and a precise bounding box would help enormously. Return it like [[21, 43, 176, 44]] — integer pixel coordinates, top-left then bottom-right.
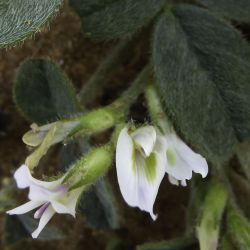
[[79, 38, 138, 106]]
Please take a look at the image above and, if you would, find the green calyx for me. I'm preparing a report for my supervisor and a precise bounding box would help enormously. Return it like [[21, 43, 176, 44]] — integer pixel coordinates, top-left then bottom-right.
[[63, 145, 114, 190], [68, 108, 118, 140]]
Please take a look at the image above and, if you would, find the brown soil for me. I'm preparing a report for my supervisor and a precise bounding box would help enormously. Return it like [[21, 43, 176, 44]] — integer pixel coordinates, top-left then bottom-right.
[[0, 4, 190, 250]]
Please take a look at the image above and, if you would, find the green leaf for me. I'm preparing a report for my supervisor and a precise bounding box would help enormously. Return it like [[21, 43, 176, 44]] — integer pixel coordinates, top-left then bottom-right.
[[235, 141, 250, 180], [198, 0, 250, 23], [70, 0, 166, 40], [5, 214, 62, 245], [0, 0, 62, 48], [136, 236, 197, 250], [14, 59, 80, 124], [153, 5, 250, 162]]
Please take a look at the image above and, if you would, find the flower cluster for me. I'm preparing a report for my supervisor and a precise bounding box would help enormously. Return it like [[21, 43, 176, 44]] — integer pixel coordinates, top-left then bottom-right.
[[116, 125, 208, 219], [7, 101, 208, 238]]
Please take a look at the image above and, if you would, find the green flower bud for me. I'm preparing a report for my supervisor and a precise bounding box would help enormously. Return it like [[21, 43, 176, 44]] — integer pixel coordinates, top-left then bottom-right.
[[68, 108, 117, 139], [196, 181, 228, 250], [64, 145, 114, 189]]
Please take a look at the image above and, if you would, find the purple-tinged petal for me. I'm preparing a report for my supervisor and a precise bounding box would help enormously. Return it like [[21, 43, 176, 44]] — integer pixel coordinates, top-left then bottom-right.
[[34, 202, 50, 219], [31, 205, 55, 238]]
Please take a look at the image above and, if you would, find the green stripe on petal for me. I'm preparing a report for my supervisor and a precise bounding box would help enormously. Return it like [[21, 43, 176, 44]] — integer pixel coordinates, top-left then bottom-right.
[[144, 153, 157, 183], [166, 149, 176, 167]]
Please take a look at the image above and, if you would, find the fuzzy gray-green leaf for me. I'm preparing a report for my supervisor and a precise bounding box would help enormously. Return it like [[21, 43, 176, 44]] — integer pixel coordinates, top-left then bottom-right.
[[14, 59, 80, 124], [153, 5, 250, 162], [198, 0, 250, 23], [70, 0, 165, 40], [0, 0, 62, 48]]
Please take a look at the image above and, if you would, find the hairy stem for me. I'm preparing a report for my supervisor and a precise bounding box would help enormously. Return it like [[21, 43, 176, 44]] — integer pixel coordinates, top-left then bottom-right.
[[145, 84, 172, 133], [112, 64, 151, 113], [79, 38, 138, 106]]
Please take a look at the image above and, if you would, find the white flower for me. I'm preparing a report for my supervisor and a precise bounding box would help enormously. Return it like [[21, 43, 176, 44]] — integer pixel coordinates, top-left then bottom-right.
[[7, 165, 83, 238], [164, 132, 208, 186], [116, 126, 166, 220]]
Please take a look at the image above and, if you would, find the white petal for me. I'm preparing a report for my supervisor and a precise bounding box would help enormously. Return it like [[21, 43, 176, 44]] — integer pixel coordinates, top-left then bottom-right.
[[131, 126, 156, 157], [28, 185, 52, 201], [168, 175, 179, 186], [14, 164, 33, 188], [51, 187, 83, 216], [31, 205, 55, 238], [135, 151, 165, 220], [7, 200, 44, 215], [174, 135, 208, 178], [51, 201, 74, 216], [116, 127, 137, 206], [28, 182, 67, 202], [14, 165, 62, 190], [181, 179, 187, 186], [165, 147, 193, 181]]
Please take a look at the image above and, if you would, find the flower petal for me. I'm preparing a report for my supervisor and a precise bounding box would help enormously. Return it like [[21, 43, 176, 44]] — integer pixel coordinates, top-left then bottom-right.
[[31, 205, 55, 238], [174, 135, 208, 178], [14, 164, 33, 189], [165, 144, 193, 181], [7, 200, 44, 215], [131, 126, 156, 157], [28, 182, 66, 202], [116, 127, 137, 206], [181, 179, 187, 187], [168, 175, 179, 186], [135, 151, 165, 220], [14, 165, 62, 190], [51, 187, 83, 216]]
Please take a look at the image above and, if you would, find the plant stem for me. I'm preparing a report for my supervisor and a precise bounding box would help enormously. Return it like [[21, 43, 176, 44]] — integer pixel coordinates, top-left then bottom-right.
[[112, 64, 152, 113], [66, 65, 151, 141], [145, 84, 172, 133], [79, 38, 138, 106]]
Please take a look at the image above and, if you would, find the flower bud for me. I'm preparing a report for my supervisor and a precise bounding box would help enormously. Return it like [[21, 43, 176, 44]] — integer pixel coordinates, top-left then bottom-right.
[[64, 145, 113, 189]]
